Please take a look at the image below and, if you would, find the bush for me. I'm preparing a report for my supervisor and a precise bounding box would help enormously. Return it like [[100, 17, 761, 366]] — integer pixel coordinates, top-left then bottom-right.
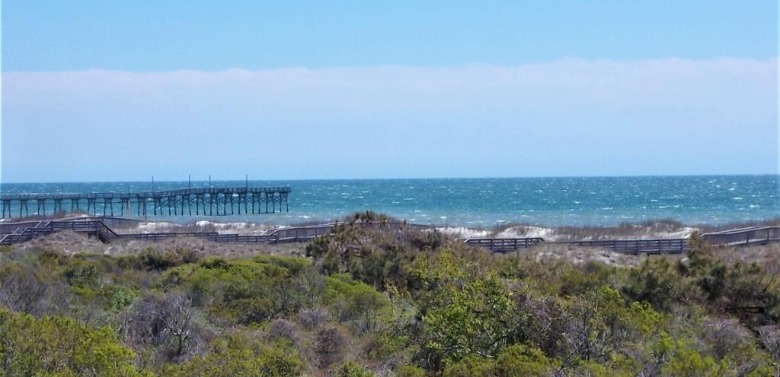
[[268, 318, 299, 343], [163, 258, 309, 324], [442, 344, 554, 377], [315, 325, 349, 368], [0, 308, 145, 376], [396, 365, 426, 377], [326, 274, 388, 333], [299, 307, 331, 330], [337, 361, 376, 377], [0, 260, 71, 315], [622, 257, 686, 311], [163, 334, 304, 377]]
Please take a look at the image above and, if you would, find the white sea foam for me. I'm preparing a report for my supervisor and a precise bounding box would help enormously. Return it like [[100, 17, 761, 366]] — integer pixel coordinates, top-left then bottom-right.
[[439, 223, 698, 242], [136, 221, 177, 233], [133, 220, 274, 235], [495, 226, 557, 240], [571, 226, 698, 241], [437, 226, 491, 239], [650, 227, 697, 240], [189, 220, 274, 235]]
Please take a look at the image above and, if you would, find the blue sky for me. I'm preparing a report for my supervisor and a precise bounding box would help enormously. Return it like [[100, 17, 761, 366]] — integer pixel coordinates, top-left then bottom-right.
[[1, 1, 778, 182]]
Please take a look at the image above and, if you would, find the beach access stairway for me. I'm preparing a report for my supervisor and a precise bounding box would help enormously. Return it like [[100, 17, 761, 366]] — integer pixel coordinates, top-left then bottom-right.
[[1, 218, 778, 255]]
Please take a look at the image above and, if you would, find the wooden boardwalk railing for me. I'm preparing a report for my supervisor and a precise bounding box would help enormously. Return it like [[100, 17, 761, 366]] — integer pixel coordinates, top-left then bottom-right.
[[701, 226, 780, 247], [1, 218, 778, 256], [464, 226, 779, 254], [0, 220, 320, 246], [466, 237, 690, 254], [558, 239, 689, 254], [0, 220, 120, 245], [464, 238, 545, 253]]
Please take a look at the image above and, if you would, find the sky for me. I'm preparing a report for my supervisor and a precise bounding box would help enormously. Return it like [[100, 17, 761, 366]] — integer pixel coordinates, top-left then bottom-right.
[[1, 1, 778, 182]]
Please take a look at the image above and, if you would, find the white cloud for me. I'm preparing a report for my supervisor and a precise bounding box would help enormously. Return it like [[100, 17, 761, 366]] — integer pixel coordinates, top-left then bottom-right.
[[2, 58, 777, 181]]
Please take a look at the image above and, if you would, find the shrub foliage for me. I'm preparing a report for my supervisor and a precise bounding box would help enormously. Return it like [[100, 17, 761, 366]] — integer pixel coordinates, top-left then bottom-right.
[[0, 215, 778, 376]]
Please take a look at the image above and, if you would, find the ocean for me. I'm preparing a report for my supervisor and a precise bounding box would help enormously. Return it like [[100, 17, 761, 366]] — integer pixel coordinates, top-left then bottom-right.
[[1, 175, 777, 228]]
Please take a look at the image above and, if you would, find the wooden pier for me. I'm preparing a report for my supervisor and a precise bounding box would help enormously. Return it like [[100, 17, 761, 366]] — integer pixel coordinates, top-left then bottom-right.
[[0, 186, 291, 218]]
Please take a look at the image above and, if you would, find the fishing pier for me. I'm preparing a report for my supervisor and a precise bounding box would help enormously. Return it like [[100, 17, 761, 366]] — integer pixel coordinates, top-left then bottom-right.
[[0, 186, 291, 218]]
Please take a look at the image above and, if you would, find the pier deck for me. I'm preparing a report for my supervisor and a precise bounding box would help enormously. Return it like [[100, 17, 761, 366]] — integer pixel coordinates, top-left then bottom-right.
[[0, 186, 291, 218]]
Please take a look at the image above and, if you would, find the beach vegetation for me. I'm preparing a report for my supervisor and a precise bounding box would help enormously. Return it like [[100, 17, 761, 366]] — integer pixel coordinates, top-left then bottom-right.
[[0, 214, 778, 375]]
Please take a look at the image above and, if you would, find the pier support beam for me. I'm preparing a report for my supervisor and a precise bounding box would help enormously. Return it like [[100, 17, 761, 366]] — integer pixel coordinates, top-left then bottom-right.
[[0, 186, 291, 219]]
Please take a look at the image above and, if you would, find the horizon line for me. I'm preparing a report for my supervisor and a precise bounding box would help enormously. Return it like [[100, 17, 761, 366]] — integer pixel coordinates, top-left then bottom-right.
[[1, 172, 778, 185]]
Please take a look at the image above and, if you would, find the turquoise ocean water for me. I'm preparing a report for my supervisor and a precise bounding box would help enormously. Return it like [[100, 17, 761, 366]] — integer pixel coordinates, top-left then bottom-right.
[[1, 175, 777, 228]]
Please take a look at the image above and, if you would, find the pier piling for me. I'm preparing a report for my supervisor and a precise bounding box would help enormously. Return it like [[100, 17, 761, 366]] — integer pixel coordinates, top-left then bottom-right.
[[0, 186, 291, 219]]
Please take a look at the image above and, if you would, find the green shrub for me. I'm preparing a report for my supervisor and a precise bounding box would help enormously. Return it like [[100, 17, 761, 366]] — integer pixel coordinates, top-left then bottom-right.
[[163, 335, 304, 377], [162, 258, 308, 324], [0, 308, 146, 376], [419, 274, 519, 369], [396, 365, 426, 377], [442, 344, 554, 377], [62, 259, 99, 288], [326, 274, 388, 329], [622, 257, 686, 311], [337, 361, 376, 377]]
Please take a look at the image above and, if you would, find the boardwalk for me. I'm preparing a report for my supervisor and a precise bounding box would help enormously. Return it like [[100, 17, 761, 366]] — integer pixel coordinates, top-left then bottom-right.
[[0, 218, 430, 246], [1, 216, 777, 254], [0, 218, 329, 246], [465, 226, 780, 254], [700, 226, 780, 247], [466, 237, 690, 254], [0, 186, 291, 218]]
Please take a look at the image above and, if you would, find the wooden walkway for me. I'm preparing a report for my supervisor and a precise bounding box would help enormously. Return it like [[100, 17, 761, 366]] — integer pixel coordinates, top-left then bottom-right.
[[464, 238, 545, 253], [0, 186, 291, 218], [0, 218, 329, 246], [465, 238, 689, 255], [1, 217, 777, 256], [465, 226, 780, 255], [700, 226, 780, 247]]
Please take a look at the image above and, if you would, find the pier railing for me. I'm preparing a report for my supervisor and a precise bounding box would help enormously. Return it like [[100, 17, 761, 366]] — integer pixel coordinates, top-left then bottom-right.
[[1, 186, 291, 218]]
